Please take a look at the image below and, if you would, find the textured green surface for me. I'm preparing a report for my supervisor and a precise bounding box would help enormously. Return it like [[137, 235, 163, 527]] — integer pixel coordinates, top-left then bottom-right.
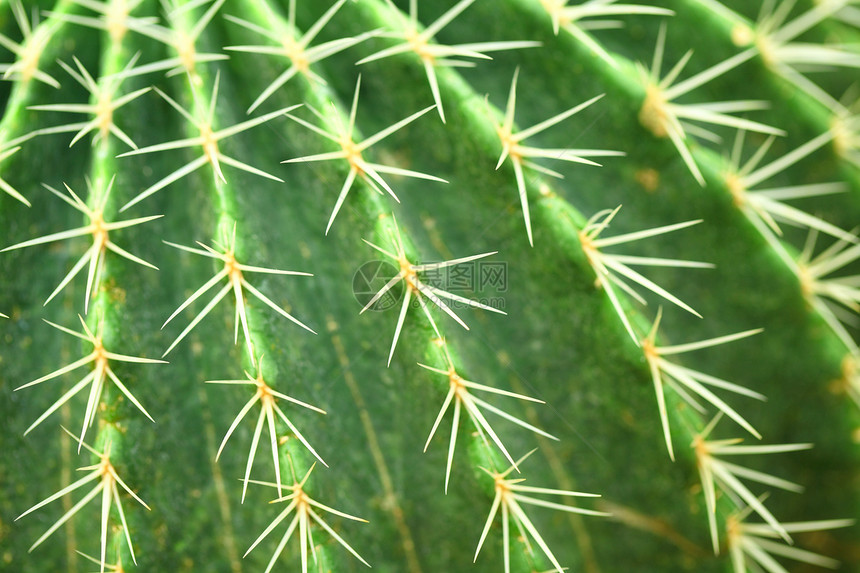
[[0, 1, 859, 572]]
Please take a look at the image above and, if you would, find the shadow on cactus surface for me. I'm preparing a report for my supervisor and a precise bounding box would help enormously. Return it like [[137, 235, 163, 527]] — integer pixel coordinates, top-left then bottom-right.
[[0, 0, 859, 572]]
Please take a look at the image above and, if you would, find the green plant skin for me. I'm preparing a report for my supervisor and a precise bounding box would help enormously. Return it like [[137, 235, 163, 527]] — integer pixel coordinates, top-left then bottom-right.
[[0, 0, 858, 572]]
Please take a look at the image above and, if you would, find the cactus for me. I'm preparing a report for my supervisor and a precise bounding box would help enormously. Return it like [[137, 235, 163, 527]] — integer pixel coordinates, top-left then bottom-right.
[[1, 0, 859, 572]]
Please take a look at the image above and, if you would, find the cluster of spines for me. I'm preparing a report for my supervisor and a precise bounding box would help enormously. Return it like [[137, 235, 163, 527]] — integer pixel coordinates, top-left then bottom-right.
[[0, 2, 181, 571], [3, 2, 163, 570], [1, 1, 352, 571], [223, 1, 610, 569], [633, 0, 860, 379], [540, 0, 859, 570], [341, 0, 858, 568], [367, 0, 859, 564], [116, 4, 368, 572], [0, 0, 857, 572]]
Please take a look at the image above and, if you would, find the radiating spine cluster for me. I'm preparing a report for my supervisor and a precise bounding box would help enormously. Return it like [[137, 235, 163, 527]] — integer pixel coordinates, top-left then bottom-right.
[[4, 3, 158, 571]]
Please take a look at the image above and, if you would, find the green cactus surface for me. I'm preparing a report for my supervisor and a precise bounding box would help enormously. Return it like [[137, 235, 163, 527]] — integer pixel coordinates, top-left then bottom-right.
[[1, 1, 859, 572]]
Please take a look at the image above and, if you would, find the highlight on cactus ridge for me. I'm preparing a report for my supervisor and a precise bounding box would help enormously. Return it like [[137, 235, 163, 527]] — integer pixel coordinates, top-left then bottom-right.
[[0, 1, 858, 573]]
